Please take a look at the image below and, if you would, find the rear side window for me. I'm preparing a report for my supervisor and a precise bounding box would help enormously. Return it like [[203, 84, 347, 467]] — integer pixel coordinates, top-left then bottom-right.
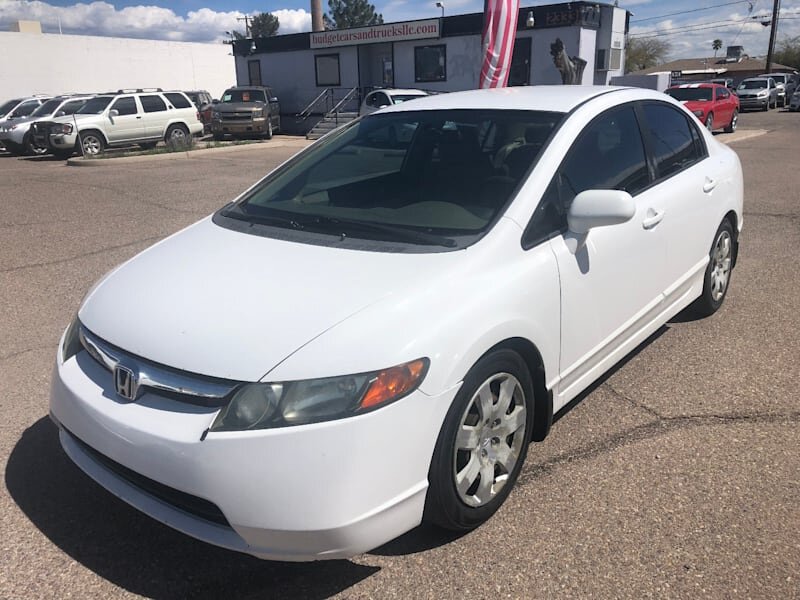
[[111, 96, 138, 116], [164, 93, 191, 109], [140, 95, 167, 113], [642, 103, 705, 179]]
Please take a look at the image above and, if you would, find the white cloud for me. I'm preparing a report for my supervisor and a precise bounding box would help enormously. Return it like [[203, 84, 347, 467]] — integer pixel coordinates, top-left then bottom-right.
[[0, 0, 311, 42]]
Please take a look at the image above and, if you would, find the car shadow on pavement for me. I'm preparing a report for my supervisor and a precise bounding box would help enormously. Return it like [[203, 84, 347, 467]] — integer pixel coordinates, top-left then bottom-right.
[[5, 417, 379, 599]]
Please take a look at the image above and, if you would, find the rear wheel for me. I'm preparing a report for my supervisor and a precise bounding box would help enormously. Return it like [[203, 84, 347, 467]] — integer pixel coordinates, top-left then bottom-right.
[[165, 124, 190, 149], [724, 110, 738, 133], [689, 219, 735, 318], [424, 349, 534, 531]]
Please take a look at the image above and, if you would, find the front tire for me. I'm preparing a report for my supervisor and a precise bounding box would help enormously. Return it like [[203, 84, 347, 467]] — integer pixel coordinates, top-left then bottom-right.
[[704, 113, 714, 132], [724, 110, 738, 133], [79, 131, 105, 156], [24, 133, 48, 156], [689, 219, 735, 318], [264, 118, 273, 140], [424, 349, 534, 531]]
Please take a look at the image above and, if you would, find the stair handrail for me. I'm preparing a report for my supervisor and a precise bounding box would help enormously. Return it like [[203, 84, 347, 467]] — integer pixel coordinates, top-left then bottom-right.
[[327, 87, 359, 124], [297, 88, 333, 122]]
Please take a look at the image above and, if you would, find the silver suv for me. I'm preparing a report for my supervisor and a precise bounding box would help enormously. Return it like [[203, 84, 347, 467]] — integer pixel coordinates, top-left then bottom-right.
[[1, 95, 92, 156], [0, 96, 50, 147], [46, 89, 203, 157]]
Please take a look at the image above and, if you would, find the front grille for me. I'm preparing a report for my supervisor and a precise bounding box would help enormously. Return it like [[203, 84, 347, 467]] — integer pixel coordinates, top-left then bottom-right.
[[67, 428, 231, 527]]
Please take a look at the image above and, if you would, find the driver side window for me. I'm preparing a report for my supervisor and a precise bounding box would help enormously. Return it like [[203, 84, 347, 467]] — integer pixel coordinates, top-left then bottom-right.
[[523, 104, 649, 249]]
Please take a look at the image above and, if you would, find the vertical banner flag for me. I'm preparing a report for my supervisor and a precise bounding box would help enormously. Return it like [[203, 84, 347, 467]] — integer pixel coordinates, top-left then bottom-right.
[[478, 0, 520, 88]]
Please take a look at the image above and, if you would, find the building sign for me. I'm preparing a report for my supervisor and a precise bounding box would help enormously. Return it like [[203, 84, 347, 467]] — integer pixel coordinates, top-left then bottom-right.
[[310, 19, 440, 49]]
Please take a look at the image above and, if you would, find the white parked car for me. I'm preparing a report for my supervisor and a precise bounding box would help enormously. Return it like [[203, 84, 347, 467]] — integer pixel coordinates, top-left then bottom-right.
[[47, 89, 203, 157], [0, 95, 92, 156], [359, 88, 428, 116], [51, 86, 743, 561], [0, 95, 50, 147]]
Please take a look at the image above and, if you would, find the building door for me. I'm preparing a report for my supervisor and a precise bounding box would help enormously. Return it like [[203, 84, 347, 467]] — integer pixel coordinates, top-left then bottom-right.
[[508, 38, 531, 86], [248, 60, 262, 86], [358, 43, 393, 91]]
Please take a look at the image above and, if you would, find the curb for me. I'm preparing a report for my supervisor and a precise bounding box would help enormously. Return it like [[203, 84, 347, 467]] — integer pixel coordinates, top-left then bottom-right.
[[719, 129, 768, 145], [66, 137, 312, 167]]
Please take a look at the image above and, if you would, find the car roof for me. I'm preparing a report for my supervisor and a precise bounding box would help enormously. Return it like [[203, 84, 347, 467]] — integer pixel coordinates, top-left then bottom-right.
[[383, 89, 428, 95], [378, 86, 644, 115]]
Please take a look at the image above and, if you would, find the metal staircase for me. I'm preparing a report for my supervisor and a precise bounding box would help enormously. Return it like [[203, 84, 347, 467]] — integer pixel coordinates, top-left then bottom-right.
[[297, 87, 360, 140]]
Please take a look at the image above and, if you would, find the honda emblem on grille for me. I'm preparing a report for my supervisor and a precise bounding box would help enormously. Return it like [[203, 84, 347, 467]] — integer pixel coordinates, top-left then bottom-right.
[[114, 365, 138, 401]]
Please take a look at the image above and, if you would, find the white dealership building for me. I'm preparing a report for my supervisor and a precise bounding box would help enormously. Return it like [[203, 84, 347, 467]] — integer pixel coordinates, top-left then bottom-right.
[[232, 1, 629, 116]]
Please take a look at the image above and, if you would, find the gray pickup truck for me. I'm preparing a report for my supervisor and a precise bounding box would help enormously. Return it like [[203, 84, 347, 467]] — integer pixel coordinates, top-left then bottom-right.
[[211, 86, 281, 140]]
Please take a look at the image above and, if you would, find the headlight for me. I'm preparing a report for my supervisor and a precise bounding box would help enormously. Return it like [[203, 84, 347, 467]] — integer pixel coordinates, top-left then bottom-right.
[[61, 316, 83, 362], [209, 358, 429, 431], [692, 109, 705, 117], [52, 123, 74, 134], [757, 91, 768, 98], [253, 107, 265, 117]]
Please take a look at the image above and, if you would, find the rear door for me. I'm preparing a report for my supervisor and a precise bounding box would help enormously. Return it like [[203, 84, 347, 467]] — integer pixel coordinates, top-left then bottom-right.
[[139, 94, 170, 138], [105, 96, 144, 143]]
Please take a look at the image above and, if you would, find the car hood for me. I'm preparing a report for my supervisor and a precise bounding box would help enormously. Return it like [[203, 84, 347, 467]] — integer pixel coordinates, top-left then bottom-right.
[[736, 89, 766, 97], [78, 216, 460, 382], [216, 102, 262, 113], [1, 115, 41, 128]]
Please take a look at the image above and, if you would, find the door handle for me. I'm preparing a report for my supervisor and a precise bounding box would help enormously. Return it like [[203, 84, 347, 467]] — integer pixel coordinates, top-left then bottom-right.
[[136, 116, 142, 119], [642, 208, 665, 229], [703, 176, 717, 193]]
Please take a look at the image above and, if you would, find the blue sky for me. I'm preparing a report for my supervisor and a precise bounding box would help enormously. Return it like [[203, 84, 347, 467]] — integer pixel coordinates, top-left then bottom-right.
[[2, 0, 799, 59]]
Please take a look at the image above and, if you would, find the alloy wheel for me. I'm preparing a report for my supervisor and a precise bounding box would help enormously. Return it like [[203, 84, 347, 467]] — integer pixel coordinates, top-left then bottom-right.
[[81, 135, 102, 155], [453, 372, 527, 507], [710, 229, 732, 301]]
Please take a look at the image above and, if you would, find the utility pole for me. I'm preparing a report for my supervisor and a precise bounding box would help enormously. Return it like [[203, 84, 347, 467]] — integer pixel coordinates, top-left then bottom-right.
[[765, 0, 781, 72], [237, 15, 252, 37]]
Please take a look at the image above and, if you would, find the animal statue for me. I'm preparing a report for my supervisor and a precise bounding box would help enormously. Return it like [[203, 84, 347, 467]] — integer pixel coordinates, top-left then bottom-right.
[[550, 38, 587, 85]]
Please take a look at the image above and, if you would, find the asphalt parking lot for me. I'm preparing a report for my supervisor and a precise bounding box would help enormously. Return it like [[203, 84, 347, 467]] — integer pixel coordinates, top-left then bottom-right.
[[1, 108, 798, 599]]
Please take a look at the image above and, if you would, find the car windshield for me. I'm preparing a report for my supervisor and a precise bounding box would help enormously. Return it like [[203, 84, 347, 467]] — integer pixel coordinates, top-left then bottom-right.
[[391, 94, 426, 104], [31, 99, 63, 117], [221, 90, 266, 103], [763, 75, 785, 83], [666, 88, 713, 101], [739, 80, 767, 89], [226, 109, 564, 247], [76, 97, 113, 114], [0, 99, 22, 118]]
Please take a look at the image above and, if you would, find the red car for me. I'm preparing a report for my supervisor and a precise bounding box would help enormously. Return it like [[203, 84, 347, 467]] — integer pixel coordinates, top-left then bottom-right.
[[665, 83, 739, 133]]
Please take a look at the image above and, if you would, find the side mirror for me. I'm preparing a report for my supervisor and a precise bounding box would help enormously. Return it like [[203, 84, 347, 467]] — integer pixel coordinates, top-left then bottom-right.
[[55, 111, 66, 117], [109, 109, 119, 118], [269, 97, 278, 103], [567, 189, 635, 235]]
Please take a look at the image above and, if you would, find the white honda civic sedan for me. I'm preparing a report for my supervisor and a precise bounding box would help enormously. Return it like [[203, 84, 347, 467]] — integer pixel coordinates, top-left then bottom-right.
[[51, 86, 743, 561]]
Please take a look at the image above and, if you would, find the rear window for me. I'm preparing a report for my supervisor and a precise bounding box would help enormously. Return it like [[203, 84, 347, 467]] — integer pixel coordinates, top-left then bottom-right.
[[164, 93, 191, 109]]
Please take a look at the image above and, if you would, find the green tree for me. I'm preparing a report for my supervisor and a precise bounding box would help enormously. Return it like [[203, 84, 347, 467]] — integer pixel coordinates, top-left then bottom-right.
[[625, 37, 672, 73], [773, 35, 800, 69], [323, 0, 383, 30], [712, 38, 722, 57], [233, 12, 280, 38]]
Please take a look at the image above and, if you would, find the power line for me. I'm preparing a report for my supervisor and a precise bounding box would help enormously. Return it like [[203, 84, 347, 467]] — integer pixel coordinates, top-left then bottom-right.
[[631, 0, 752, 23], [630, 17, 752, 39]]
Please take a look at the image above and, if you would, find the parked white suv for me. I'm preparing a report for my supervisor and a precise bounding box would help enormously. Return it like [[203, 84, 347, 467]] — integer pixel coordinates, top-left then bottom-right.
[[47, 89, 203, 157]]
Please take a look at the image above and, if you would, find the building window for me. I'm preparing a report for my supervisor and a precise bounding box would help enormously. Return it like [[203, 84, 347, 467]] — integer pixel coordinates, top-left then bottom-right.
[[415, 45, 446, 82], [315, 54, 341, 87], [248, 60, 262, 86]]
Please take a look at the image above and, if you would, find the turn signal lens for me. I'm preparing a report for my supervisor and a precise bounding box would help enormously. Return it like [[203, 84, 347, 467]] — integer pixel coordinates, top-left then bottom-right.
[[360, 358, 429, 409]]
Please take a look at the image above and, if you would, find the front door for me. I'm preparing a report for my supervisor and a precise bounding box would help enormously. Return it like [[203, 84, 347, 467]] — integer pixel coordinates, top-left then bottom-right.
[[545, 104, 665, 406], [358, 43, 393, 90], [105, 96, 144, 142]]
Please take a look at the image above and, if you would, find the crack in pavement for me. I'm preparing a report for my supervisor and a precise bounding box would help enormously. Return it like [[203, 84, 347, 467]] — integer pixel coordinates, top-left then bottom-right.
[[601, 381, 664, 420], [519, 405, 800, 486], [0, 235, 163, 274], [742, 211, 800, 220], [0, 345, 52, 362]]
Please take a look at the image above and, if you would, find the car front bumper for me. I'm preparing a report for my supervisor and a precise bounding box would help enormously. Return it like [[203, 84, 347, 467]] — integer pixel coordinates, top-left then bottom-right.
[[50, 345, 456, 561], [50, 132, 78, 149], [738, 96, 769, 109], [212, 117, 268, 135], [0, 127, 27, 146]]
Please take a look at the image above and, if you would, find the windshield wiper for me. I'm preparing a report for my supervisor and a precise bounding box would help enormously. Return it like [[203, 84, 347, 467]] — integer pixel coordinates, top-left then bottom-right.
[[222, 206, 304, 230], [299, 215, 457, 248]]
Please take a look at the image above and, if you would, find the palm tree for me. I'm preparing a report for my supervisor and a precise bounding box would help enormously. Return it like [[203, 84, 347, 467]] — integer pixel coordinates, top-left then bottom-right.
[[713, 39, 723, 58]]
